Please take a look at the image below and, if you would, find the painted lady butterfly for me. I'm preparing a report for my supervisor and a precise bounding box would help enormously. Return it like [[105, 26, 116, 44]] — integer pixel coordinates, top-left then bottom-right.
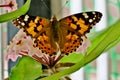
[[12, 11, 102, 56]]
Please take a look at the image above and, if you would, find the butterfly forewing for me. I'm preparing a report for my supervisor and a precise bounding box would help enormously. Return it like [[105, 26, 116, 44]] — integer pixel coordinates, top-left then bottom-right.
[[59, 11, 102, 54], [12, 15, 50, 38], [60, 11, 102, 36]]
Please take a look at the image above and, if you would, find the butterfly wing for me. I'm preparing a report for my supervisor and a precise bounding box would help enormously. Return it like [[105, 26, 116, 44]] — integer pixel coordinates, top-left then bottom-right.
[[12, 15, 56, 55], [59, 11, 102, 54]]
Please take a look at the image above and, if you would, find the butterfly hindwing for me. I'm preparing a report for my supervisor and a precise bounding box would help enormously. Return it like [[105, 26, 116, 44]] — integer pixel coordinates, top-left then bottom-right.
[[59, 11, 102, 54]]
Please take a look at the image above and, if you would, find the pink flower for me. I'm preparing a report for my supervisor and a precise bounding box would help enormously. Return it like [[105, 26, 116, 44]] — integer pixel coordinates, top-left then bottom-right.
[[0, 0, 17, 12], [6, 29, 43, 61]]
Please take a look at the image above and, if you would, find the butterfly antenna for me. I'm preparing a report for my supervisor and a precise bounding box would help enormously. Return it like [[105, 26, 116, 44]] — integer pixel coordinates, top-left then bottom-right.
[[41, 0, 51, 15], [41, 0, 69, 18], [56, 0, 69, 16]]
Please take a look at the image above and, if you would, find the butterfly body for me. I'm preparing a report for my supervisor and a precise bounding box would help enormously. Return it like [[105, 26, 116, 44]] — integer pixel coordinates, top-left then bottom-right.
[[12, 11, 102, 56]]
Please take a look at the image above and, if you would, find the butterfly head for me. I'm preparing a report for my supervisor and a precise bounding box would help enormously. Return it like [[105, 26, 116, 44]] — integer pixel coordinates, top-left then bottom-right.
[[52, 15, 58, 21]]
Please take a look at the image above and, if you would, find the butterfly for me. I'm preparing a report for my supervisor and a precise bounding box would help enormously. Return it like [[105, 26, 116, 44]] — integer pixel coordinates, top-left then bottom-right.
[[12, 11, 102, 56]]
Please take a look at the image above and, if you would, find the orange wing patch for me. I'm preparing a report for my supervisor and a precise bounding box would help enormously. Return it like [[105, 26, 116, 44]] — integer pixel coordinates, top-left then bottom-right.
[[70, 23, 77, 30], [67, 16, 89, 35], [61, 32, 82, 54], [77, 18, 88, 35], [35, 34, 55, 55]]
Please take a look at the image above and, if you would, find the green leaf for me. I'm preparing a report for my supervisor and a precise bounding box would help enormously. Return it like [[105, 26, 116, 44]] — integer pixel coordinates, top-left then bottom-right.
[[40, 20, 120, 80], [85, 20, 120, 63], [10, 56, 42, 80], [0, 0, 31, 23], [59, 52, 84, 63], [89, 29, 120, 53]]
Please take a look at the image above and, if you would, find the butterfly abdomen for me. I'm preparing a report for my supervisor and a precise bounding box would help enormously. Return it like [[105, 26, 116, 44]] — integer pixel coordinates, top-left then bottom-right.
[[51, 20, 59, 41]]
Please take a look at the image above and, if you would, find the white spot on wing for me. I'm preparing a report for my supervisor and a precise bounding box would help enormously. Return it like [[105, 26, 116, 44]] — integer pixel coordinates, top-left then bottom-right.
[[18, 21, 21, 23], [89, 19, 93, 23], [92, 12, 96, 14], [24, 15, 29, 21], [93, 18, 95, 20], [21, 22, 25, 26], [17, 19, 19, 21], [82, 12, 89, 18]]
